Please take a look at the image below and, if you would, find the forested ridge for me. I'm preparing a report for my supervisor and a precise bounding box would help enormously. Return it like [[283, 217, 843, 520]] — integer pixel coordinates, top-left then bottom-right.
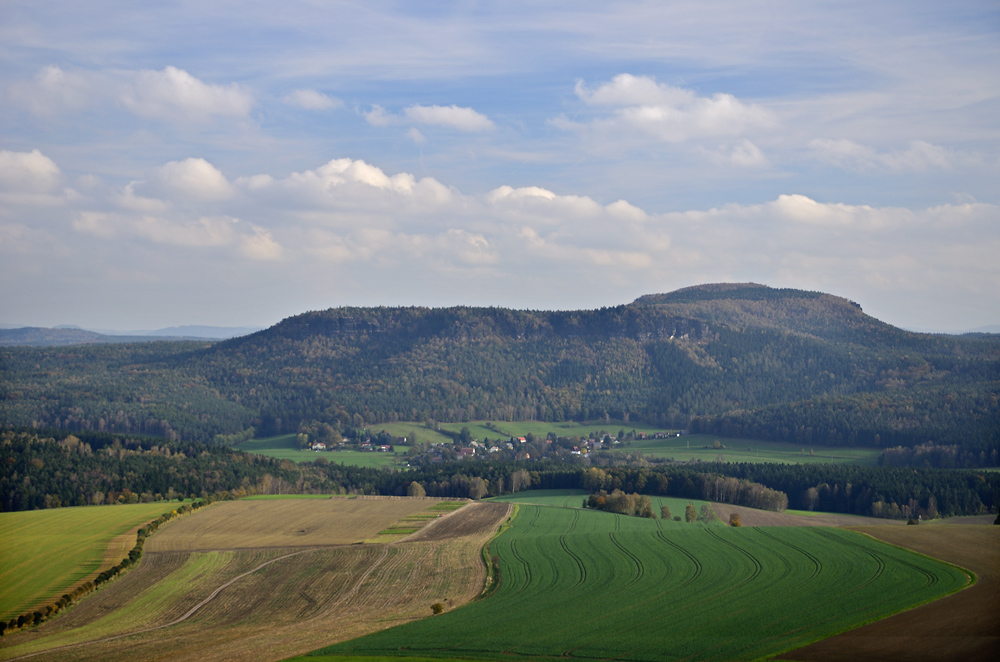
[[1, 283, 997, 456]]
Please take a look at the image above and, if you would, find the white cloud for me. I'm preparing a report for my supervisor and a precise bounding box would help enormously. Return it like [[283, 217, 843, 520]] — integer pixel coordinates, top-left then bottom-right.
[[408, 127, 426, 144], [403, 104, 494, 132], [157, 158, 236, 201], [283, 89, 343, 110], [564, 74, 775, 143], [364, 103, 494, 132], [120, 66, 254, 122], [810, 139, 953, 172], [0, 149, 62, 192], [9, 65, 95, 116]]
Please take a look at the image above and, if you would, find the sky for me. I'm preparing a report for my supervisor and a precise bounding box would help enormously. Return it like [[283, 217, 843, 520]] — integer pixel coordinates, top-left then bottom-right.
[[1, 1, 998, 332]]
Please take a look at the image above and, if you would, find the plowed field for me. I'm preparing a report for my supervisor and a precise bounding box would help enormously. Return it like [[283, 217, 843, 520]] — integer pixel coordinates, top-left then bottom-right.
[[0, 497, 510, 662]]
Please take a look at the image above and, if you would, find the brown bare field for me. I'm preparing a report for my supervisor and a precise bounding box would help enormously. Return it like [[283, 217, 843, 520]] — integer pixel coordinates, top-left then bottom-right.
[[778, 524, 1000, 662], [711, 502, 907, 527], [145, 497, 439, 552], [0, 497, 510, 662], [403, 501, 511, 542]]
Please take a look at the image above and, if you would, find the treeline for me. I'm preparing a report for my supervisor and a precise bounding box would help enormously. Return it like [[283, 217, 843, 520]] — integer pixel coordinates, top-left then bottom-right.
[[879, 442, 999, 468], [0, 430, 321, 512], [3, 430, 996, 520], [693, 461, 998, 520]]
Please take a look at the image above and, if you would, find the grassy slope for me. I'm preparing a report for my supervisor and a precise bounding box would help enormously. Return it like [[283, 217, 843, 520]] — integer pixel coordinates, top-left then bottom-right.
[[313, 504, 970, 662], [0, 503, 177, 620]]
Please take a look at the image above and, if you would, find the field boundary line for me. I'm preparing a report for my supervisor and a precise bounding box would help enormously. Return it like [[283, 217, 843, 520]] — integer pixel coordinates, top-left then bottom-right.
[[5, 547, 319, 661]]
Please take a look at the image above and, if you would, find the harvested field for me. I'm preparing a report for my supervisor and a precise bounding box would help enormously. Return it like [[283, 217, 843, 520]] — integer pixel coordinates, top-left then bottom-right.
[[779, 524, 1000, 662], [710, 502, 906, 527], [403, 502, 511, 542], [145, 497, 439, 552], [0, 497, 511, 662]]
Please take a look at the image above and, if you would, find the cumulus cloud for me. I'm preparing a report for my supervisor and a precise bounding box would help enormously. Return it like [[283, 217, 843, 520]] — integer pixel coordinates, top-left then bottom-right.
[[364, 103, 494, 132], [0, 149, 63, 192], [809, 139, 953, 172], [120, 66, 254, 122], [8, 65, 95, 116], [561, 74, 775, 143], [157, 158, 236, 201], [72, 211, 280, 260], [283, 89, 343, 110]]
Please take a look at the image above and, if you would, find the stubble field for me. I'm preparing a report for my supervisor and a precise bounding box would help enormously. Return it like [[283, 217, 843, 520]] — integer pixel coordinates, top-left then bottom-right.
[[0, 498, 510, 662]]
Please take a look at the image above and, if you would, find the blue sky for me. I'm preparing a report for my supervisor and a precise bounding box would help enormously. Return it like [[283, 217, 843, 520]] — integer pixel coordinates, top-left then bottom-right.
[[1, 1, 998, 331]]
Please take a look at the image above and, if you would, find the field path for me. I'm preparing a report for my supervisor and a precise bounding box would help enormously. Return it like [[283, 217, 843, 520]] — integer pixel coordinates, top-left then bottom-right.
[[4, 548, 318, 661]]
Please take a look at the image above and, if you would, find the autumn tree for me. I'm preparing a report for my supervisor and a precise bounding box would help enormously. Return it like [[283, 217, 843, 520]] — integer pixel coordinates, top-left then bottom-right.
[[685, 504, 697, 523], [729, 513, 743, 527], [700, 504, 718, 523], [407, 481, 426, 497], [660, 504, 672, 520]]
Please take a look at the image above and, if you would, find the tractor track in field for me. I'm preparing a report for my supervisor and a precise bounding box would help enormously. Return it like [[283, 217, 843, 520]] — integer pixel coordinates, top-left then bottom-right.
[[4, 548, 320, 662]]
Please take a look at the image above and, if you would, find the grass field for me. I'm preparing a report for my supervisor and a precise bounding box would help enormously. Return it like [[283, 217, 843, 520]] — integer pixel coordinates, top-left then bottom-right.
[[0, 503, 180, 621], [488, 488, 725, 524], [235, 434, 410, 467], [615, 433, 881, 465], [315, 504, 971, 662], [0, 498, 509, 662]]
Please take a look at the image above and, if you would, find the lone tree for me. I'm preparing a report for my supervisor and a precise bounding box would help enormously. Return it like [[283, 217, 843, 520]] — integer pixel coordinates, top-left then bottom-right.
[[700, 504, 718, 523], [685, 504, 698, 523], [431, 602, 445, 615], [729, 513, 743, 527], [407, 481, 426, 497], [660, 504, 672, 520]]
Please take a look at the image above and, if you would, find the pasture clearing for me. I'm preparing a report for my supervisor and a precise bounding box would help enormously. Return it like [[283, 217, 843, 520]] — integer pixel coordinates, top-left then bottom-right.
[[616, 433, 881, 465], [780, 524, 999, 662], [0, 498, 510, 662], [0, 503, 178, 621], [235, 434, 410, 467], [489, 488, 726, 525], [318, 504, 970, 662]]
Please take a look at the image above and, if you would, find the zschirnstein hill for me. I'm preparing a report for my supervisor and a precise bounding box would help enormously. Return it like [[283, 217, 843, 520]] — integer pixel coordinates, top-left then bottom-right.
[[1, 284, 997, 456]]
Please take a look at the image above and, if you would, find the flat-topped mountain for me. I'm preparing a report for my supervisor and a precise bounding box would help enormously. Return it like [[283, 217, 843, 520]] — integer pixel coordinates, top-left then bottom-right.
[[1, 284, 997, 457]]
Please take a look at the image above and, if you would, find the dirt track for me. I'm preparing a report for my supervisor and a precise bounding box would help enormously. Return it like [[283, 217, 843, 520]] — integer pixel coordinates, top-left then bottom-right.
[[777, 524, 1000, 662]]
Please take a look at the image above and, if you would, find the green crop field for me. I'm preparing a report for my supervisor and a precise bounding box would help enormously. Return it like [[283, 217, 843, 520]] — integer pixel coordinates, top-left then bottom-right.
[[0, 502, 178, 621], [436, 420, 675, 441], [235, 434, 410, 467], [488, 489, 724, 524], [312, 504, 970, 662], [613, 433, 881, 465]]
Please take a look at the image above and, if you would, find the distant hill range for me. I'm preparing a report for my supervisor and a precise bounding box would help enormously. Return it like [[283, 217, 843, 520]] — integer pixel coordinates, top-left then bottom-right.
[[0, 325, 260, 347], [1, 283, 997, 460]]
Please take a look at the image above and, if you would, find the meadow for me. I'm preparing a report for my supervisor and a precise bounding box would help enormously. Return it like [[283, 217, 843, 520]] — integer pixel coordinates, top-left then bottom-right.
[[234, 434, 410, 467], [488, 488, 724, 524], [614, 433, 881, 465], [0, 502, 181, 621], [314, 504, 971, 662]]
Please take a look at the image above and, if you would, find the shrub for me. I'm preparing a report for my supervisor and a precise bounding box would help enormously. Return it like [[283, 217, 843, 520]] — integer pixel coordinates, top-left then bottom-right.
[[431, 602, 445, 615]]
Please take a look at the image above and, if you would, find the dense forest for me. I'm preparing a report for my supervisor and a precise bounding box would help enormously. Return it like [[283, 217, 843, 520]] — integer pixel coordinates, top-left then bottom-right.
[[4, 430, 996, 520], [1, 284, 997, 457]]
